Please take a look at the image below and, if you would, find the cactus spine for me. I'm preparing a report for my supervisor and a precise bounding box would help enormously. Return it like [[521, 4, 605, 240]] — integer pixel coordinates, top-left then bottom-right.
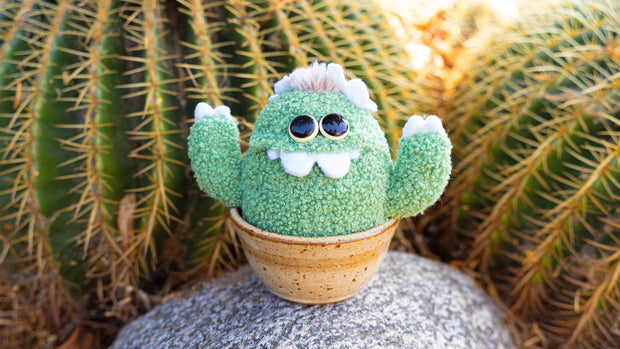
[[437, 0, 620, 347], [0, 0, 425, 346]]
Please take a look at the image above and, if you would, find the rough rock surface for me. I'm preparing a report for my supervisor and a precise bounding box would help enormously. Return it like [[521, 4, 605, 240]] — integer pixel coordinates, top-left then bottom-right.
[[111, 252, 514, 348]]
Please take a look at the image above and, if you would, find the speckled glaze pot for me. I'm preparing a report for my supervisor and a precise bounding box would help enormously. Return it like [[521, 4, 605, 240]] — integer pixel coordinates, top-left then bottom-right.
[[230, 208, 398, 304]]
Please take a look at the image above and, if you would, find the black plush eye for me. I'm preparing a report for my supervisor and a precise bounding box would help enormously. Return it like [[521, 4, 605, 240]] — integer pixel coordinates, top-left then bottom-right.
[[289, 114, 318, 142], [320, 113, 349, 140]]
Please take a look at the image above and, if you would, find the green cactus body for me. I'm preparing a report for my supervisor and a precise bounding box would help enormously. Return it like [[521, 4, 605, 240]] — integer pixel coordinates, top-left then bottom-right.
[[240, 90, 392, 236], [32, 0, 86, 284], [188, 66, 452, 237], [0, 0, 433, 346], [439, 0, 620, 346], [0, 0, 36, 274], [120, 0, 188, 259]]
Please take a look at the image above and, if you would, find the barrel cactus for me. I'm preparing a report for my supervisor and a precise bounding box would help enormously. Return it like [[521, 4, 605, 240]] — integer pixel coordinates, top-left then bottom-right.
[[0, 0, 429, 346], [435, 0, 620, 347]]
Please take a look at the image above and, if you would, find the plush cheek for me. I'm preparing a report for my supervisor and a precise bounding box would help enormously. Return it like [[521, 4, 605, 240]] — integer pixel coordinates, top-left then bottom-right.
[[240, 148, 392, 236]]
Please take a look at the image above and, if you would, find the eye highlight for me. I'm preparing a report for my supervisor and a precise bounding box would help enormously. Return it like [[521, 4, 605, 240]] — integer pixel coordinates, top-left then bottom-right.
[[320, 113, 349, 140], [289, 114, 318, 142]]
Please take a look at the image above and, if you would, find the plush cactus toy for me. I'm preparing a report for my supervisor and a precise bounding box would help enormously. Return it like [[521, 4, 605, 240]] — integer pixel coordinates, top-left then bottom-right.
[[188, 62, 452, 236]]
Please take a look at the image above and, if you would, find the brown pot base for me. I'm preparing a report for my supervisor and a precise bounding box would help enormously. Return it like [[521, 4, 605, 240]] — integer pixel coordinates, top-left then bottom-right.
[[230, 208, 398, 304]]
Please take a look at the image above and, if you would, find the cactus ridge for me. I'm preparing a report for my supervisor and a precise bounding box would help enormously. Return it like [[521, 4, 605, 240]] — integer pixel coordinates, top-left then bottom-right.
[[0, 1, 426, 346], [440, 0, 620, 346]]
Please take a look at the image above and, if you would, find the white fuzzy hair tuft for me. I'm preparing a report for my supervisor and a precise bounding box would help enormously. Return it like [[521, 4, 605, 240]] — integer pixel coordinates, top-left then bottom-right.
[[271, 61, 378, 112], [275, 62, 339, 94]]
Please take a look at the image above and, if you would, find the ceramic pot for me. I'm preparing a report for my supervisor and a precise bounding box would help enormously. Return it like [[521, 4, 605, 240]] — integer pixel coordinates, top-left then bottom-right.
[[230, 208, 398, 304]]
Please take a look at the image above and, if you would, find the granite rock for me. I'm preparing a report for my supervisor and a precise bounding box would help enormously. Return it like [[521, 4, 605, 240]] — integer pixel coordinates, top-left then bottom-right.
[[111, 252, 514, 348]]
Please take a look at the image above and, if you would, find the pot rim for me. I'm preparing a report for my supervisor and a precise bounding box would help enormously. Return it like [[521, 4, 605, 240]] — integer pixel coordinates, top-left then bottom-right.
[[230, 207, 398, 245]]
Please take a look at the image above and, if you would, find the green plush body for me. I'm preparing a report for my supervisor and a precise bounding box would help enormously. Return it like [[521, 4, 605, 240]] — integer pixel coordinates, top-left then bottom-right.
[[189, 89, 451, 236]]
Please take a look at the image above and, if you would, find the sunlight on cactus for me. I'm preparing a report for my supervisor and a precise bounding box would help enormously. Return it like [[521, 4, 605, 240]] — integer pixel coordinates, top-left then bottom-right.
[[428, 0, 620, 347], [2, 0, 616, 347], [0, 0, 429, 346]]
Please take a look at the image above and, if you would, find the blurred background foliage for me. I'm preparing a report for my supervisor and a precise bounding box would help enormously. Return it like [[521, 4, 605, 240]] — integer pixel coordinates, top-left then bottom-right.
[[0, 0, 618, 348], [404, 0, 619, 347]]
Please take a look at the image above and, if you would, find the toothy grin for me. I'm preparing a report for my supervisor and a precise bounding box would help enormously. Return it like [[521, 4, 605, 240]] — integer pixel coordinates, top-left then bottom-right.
[[267, 149, 360, 178]]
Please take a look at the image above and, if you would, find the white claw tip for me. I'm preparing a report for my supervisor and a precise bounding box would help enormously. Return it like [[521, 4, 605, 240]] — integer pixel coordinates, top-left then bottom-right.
[[402, 114, 445, 139], [425, 115, 443, 132], [213, 105, 231, 118], [194, 102, 231, 121], [194, 102, 211, 121]]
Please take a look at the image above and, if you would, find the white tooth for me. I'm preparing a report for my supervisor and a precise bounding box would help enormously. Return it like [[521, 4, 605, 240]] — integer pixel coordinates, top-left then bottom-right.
[[269, 150, 361, 178], [267, 149, 279, 160], [313, 152, 351, 179], [279, 152, 315, 177]]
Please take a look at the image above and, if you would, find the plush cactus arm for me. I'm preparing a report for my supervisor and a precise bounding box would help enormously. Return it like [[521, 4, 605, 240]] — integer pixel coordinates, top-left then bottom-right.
[[386, 115, 452, 219], [188, 103, 242, 207]]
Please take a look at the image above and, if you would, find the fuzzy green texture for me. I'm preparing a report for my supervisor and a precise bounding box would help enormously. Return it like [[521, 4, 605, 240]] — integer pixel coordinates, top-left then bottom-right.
[[242, 90, 391, 236], [190, 89, 452, 236], [188, 116, 242, 207], [386, 132, 452, 219]]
